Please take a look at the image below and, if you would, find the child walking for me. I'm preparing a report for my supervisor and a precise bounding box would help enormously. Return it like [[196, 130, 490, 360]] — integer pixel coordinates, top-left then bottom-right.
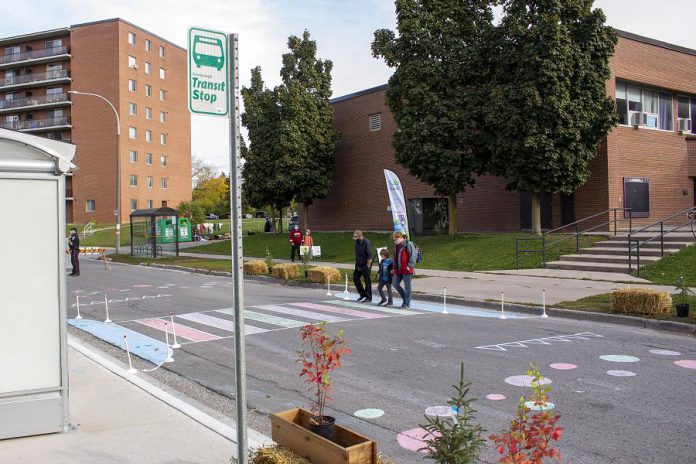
[[377, 248, 393, 306]]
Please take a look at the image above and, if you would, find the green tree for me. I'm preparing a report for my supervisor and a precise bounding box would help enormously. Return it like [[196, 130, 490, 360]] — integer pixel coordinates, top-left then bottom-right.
[[486, 0, 617, 235], [193, 176, 228, 216], [276, 30, 340, 230], [372, 0, 495, 237], [241, 67, 294, 233], [177, 200, 205, 224]]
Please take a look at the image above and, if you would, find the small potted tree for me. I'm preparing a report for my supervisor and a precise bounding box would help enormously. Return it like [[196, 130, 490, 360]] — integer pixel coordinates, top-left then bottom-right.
[[674, 276, 693, 318], [270, 323, 378, 464]]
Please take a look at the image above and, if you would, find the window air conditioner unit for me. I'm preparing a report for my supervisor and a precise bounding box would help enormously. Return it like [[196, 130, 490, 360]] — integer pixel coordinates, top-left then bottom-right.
[[631, 112, 646, 127], [130, 64, 138, 70], [678, 118, 692, 133]]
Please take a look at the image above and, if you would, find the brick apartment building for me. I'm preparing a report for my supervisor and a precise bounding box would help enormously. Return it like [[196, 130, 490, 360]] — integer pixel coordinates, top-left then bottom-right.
[[0, 18, 191, 224], [307, 30, 696, 234]]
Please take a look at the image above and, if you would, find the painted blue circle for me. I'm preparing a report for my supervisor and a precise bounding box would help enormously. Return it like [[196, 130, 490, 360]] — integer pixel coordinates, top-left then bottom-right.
[[524, 401, 555, 411]]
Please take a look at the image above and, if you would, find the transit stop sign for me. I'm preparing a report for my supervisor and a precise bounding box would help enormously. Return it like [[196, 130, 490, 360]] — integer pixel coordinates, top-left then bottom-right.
[[188, 27, 230, 116]]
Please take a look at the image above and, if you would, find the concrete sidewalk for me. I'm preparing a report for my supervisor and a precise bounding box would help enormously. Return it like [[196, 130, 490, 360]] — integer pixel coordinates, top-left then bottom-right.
[[0, 336, 271, 464], [179, 252, 677, 305]]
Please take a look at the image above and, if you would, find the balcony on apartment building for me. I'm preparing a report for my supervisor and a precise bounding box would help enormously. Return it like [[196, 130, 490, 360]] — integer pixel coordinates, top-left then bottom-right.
[[0, 70, 71, 91], [0, 46, 70, 70], [0, 92, 70, 113], [0, 116, 71, 133]]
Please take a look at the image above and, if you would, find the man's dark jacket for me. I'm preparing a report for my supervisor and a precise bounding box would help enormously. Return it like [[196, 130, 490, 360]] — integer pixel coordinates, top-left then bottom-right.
[[354, 238, 373, 271]]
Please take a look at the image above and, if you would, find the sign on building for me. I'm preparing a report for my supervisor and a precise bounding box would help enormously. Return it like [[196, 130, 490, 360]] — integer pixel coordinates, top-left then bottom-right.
[[188, 27, 229, 116]]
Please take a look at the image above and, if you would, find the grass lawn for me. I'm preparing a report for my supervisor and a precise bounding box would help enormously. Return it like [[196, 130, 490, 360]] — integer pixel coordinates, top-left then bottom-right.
[[634, 245, 696, 287], [187, 232, 604, 271], [557, 293, 696, 324], [110, 254, 234, 272]]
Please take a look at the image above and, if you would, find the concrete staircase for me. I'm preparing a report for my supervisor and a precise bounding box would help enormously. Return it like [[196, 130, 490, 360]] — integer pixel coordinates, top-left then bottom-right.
[[545, 232, 696, 274]]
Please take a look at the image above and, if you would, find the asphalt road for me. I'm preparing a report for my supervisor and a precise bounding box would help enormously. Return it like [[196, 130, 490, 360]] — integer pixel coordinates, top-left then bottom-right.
[[67, 258, 696, 463]]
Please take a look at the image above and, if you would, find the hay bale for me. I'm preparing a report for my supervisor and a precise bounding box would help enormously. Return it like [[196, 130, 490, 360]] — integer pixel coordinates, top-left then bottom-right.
[[250, 445, 394, 464], [272, 263, 300, 281], [307, 266, 342, 284], [250, 445, 312, 464], [244, 260, 268, 276], [611, 288, 672, 316]]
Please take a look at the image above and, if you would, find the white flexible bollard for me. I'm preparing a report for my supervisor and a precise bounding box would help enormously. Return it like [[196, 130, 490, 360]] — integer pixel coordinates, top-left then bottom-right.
[[442, 286, 448, 314], [123, 335, 138, 374], [541, 289, 549, 318], [104, 294, 112, 323], [75, 294, 83, 320], [499, 291, 507, 320], [169, 312, 181, 348], [342, 273, 350, 300], [164, 322, 174, 363], [326, 275, 332, 296]]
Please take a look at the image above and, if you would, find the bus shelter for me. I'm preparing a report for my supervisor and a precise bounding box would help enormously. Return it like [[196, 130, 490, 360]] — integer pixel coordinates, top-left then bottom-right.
[[0, 128, 75, 439], [129, 207, 186, 258]]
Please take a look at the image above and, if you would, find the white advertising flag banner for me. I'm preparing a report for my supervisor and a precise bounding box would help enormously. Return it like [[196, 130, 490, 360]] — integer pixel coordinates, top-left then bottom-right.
[[384, 169, 409, 235]]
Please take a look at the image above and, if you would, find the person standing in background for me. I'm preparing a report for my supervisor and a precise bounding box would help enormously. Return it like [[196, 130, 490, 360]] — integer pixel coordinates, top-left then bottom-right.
[[289, 224, 303, 262], [68, 227, 80, 276]]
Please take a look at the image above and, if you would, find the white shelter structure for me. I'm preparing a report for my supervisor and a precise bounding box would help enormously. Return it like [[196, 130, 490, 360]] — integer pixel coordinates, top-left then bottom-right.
[[0, 128, 75, 439]]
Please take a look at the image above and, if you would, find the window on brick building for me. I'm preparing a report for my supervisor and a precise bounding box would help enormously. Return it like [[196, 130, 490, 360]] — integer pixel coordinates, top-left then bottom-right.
[[160, 133, 167, 145], [369, 113, 381, 131], [145, 62, 151, 74], [159, 89, 167, 101], [128, 56, 137, 69], [145, 84, 152, 97], [159, 67, 166, 79], [147, 200, 154, 209], [145, 39, 151, 52], [128, 79, 136, 92], [128, 32, 136, 45], [129, 127, 137, 139], [146, 130, 152, 142], [146, 176, 153, 188], [624, 177, 650, 218], [130, 199, 138, 211], [128, 102, 137, 115], [160, 111, 167, 123], [677, 95, 696, 133], [160, 155, 167, 167], [130, 175, 138, 187], [159, 46, 166, 58], [617, 82, 673, 131], [85, 200, 95, 212], [161, 177, 168, 189], [146, 153, 153, 165], [145, 107, 152, 119], [129, 150, 137, 163]]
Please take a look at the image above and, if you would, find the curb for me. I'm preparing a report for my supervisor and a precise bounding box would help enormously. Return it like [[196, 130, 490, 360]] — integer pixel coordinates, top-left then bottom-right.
[[67, 335, 274, 456], [122, 262, 696, 337]]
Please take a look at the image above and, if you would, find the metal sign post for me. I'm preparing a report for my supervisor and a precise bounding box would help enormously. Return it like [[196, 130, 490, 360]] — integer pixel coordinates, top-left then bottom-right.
[[228, 33, 248, 464], [188, 27, 246, 462]]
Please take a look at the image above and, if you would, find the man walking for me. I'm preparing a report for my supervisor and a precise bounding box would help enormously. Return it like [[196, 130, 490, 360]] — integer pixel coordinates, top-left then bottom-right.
[[353, 230, 373, 302], [392, 231, 415, 309], [289, 224, 303, 262], [68, 227, 80, 276]]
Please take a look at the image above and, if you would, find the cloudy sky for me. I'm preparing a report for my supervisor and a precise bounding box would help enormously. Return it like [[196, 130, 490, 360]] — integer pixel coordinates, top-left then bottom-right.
[[4, 0, 696, 172]]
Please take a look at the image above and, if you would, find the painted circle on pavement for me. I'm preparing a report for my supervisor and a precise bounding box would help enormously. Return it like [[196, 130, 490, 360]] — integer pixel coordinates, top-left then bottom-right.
[[550, 363, 578, 370], [675, 360, 696, 370], [599, 355, 640, 363], [524, 401, 555, 411], [487, 394, 506, 401], [505, 375, 552, 387], [607, 370, 637, 377], [650, 349, 681, 356], [425, 406, 454, 418], [133, 284, 151, 288], [354, 408, 384, 419], [397, 428, 437, 453]]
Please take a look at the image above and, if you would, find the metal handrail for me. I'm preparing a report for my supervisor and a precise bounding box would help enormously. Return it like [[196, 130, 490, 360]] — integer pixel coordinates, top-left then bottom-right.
[[516, 208, 632, 269], [0, 70, 70, 87], [628, 206, 696, 275], [0, 46, 70, 64]]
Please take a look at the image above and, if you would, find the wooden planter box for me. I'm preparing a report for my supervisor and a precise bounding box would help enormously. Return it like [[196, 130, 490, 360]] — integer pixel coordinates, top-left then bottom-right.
[[271, 408, 377, 464]]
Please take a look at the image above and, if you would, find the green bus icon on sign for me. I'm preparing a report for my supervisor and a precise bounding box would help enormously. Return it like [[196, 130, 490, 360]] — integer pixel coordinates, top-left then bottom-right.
[[193, 35, 225, 71]]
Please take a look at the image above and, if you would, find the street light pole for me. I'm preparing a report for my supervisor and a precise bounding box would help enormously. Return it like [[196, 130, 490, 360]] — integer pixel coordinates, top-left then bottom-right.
[[69, 91, 121, 254]]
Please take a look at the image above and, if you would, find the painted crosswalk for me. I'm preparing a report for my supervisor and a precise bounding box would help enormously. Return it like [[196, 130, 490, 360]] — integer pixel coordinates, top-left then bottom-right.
[[70, 295, 530, 367]]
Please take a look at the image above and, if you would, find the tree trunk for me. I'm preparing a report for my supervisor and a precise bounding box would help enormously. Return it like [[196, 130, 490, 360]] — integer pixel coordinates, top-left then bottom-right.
[[531, 192, 542, 236], [302, 203, 310, 231], [271, 208, 277, 234], [279, 207, 284, 233], [448, 193, 457, 238]]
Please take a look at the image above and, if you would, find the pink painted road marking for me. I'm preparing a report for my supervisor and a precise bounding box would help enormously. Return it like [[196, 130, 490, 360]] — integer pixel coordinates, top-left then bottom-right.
[[137, 318, 220, 342], [397, 428, 438, 453], [675, 360, 696, 369], [290, 302, 387, 319]]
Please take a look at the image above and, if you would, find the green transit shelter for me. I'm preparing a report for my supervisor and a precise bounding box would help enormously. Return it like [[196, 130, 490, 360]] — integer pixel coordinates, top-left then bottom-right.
[[129, 207, 184, 258]]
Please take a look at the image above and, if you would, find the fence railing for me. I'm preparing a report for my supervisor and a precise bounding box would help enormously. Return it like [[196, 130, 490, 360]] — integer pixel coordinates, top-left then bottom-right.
[[627, 206, 696, 275], [1, 46, 69, 64], [516, 208, 632, 269], [0, 70, 70, 88]]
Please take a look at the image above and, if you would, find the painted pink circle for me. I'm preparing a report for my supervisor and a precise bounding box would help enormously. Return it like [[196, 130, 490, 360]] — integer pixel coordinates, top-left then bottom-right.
[[675, 360, 696, 369], [397, 428, 438, 453], [550, 363, 578, 370], [487, 394, 506, 401]]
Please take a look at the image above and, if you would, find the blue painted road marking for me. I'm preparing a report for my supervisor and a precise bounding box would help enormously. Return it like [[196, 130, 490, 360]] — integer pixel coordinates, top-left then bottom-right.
[[69, 318, 171, 365]]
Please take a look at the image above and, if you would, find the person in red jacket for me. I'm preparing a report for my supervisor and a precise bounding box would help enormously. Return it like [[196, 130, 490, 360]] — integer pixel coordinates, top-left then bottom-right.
[[392, 231, 416, 309], [289, 224, 304, 262]]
